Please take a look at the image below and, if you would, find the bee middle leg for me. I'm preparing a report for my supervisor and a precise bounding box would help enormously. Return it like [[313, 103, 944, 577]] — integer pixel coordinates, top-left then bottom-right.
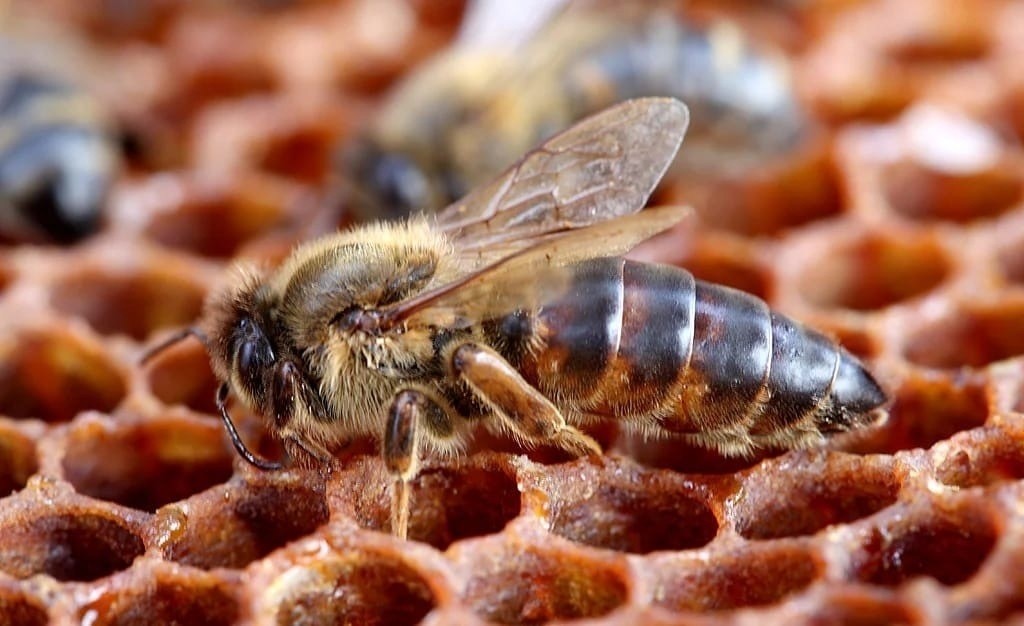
[[383, 387, 455, 540], [450, 343, 602, 458]]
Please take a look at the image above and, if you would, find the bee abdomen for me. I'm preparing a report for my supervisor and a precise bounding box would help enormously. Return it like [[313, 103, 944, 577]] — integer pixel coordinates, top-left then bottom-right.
[[524, 259, 885, 446]]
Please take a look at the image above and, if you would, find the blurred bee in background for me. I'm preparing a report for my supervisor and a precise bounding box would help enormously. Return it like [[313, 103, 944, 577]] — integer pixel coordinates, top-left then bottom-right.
[[341, 0, 808, 222], [0, 28, 119, 243], [147, 99, 885, 540]]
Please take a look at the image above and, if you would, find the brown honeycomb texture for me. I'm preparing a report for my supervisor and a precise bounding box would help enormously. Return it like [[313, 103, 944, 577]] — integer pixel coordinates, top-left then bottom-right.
[[2, 0, 1024, 624]]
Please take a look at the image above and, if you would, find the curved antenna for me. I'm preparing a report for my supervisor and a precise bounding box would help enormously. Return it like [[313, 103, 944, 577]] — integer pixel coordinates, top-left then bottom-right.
[[139, 326, 211, 365], [217, 383, 283, 471]]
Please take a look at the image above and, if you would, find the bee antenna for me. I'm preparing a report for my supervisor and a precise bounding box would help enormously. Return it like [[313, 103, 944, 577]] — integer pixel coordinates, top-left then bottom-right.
[[139, 326, 210, 365], [216, 383, 283, 471]]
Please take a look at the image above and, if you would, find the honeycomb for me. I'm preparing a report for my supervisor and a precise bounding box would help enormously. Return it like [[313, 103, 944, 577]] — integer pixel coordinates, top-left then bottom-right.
[[1, 0, 1024, 624]]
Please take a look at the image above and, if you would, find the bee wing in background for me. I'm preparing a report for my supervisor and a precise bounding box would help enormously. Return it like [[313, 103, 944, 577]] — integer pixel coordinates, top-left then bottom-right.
[[434, 98, 690, 261], [385, 205, 692, 325], [454, 0, 568, 52]]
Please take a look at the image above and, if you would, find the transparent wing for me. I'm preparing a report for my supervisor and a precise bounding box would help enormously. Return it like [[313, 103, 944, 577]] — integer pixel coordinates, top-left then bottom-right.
[[434, 98, 690, 258], [383, 206, 692, 326]]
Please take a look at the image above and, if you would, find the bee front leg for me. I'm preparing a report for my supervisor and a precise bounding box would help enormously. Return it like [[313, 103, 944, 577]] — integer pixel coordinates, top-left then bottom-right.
[[383, 388, 454, 540], [450, 343, 602, 458]]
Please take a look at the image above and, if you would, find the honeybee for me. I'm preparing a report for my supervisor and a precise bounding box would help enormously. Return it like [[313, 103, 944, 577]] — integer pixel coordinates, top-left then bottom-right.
[[0, 32, 118, 243], [147, 99, 885, 540], [342, 0, 807, 221]]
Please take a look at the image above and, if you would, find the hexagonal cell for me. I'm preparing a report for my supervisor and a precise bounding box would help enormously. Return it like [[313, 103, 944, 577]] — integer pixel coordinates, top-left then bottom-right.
[[329, 455, 521, 549], [543, 462, 717, 554], [77, 565, 239, 626], [0, 582, 49, 626], [660, 141, 845, 237], [143, 338, 220, 415], [734, 454, 898, 540], [996, 227, 1024, 285], [650, 542, 820, 612], [682, 240, 772, 302], [136, 174, 301, 259], [617, 433, 781, 475], [903, 300, 1024, 369], [933, 427, 1024, 488], [268, 552, 436, 626], [852, 499, 998, 586], [885, 0, 991, 67], [0, 327, 126, 423], [0, 510, 145, 582], [845, 374, 989, 455], [49, 261, 207, 341], [0, 422, 38, 495], [60, 415, 234, 512], [801, 586, 918, 626], [461, 542, 629, 625], [797, 229, 951, 311], [158, 471, 328, 570], [881, 161, 1021, 224], [0, 262, 16, 302]]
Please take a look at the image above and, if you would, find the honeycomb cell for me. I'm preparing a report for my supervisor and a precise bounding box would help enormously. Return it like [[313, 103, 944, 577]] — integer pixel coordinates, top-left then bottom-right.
[[617, 433, 780, 475], [881, 161, 1022, 224], [143, 338, 220, 415], [328, 454, 521, 548], [0, 422, 38, 495], [650, 543, 820, 612], [0, 582, 48, 626], [462, 544, 629, 625], [797, 230, 951, 311], [846, 374, 989, 454], [933, 427, 1024, 488], [853, 500, 998, 586], [903, 300, 1024, 369], [270, 552, 436, 626], [996, 228, 1024, 285], [546, 470, 718, 554], [666, 144, 845, 237], [408, 463, 521, 549], [734, 454, 898, 540], [0, 327, 126, 423], [60, 415, 234, 512], [77, 567, 239, 626], [49, 262, 206, 341], [682, 240, 772, 302], [0, 511, 144, 582], [159, 471, 328, 570], [802, 587, 918, 626], [138, 174, 300, 259]]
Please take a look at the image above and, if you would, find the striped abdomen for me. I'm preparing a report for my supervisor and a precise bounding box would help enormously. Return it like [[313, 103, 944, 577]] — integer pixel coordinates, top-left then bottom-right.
[[498, 257, 886, 452]]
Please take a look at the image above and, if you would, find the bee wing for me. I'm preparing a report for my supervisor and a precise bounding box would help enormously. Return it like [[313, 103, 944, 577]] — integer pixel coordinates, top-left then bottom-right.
[[434, 98, 689, 259], [384, 205, 692, 325]]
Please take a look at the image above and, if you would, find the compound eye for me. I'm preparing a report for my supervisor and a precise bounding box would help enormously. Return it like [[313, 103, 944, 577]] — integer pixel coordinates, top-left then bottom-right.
[[236, 339, 260, 382], [235, 318, 274, 388]]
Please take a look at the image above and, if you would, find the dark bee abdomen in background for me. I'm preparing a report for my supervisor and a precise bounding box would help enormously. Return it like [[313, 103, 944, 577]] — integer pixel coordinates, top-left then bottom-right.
[[516, 258, 885, 446], [0, 73, 114, 243]]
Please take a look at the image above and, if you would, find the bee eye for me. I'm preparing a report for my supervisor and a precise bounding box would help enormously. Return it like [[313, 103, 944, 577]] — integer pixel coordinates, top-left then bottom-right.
[[237, 340, 259, 379], [234, 318, 274, 387]]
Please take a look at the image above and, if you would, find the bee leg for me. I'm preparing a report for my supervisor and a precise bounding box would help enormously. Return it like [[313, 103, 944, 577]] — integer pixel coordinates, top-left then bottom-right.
[[451, 343, 602, 458], [383, 388, 453, 540]]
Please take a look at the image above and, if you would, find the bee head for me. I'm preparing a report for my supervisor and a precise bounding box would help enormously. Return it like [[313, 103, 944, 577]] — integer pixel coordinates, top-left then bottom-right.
[[188, 269, 297, 428]]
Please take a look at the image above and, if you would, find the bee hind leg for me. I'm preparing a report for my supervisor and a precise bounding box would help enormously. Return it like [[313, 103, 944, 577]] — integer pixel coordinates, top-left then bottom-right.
[[450, 343, 601, 458], [383, 387, 455, 540]]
